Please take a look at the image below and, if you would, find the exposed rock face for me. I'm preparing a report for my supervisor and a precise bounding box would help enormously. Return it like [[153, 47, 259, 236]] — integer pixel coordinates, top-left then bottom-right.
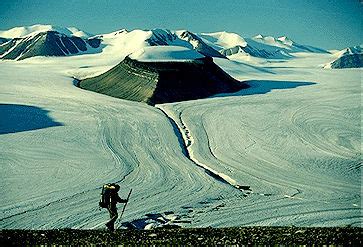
[[0, 37, 9, 45], [80, 56, 248, 105], [327, 46, 363, 69], [330, 53, 363, 69], [0, 31, 101, 60], [178, 31, 226, 58], [146, 29, 226, 59], [220, 45, 287, 58], [146, 29, 180, 46]]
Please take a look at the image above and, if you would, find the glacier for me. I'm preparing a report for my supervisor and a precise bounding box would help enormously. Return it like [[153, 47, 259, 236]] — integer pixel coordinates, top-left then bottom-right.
[[0, 27, 361, 229]]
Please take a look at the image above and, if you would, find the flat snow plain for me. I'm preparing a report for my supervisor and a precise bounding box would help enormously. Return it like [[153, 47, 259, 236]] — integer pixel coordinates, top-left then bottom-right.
[[0, 49, 361, 229]]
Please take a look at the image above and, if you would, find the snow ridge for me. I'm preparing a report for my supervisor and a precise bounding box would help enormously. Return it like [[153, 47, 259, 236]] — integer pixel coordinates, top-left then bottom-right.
[[0, 24, 93, 39]]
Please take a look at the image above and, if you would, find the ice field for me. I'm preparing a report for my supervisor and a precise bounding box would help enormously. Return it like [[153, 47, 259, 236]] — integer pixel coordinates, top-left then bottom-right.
[[0, 41, 361, 229]]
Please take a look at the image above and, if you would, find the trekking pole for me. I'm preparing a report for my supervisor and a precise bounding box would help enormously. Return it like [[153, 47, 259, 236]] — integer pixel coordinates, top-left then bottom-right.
[[119, 188, 133, 221]]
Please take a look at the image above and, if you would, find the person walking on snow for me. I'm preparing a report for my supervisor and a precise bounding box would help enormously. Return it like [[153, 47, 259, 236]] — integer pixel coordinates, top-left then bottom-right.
[[104, 184, 127, 231]]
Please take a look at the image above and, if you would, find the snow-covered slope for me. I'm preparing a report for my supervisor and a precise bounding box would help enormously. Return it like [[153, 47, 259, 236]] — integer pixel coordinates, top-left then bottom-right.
[[99, 28, 225, 58], [0, 39, 360, 229], [159, 52, 361, 227], [0, 30, 102, 60], [199, 32, 329, 62], [146, 29, 191, 47], [0, 26, 228, 61], [334, 45, 363, 58], [199, 31, 247, 50], [324, 45, 363, 69], [175, 30, 226, 58], [253, 34, 329, 53], [200, 32, 291, 60], [129, 46, 204, 61]]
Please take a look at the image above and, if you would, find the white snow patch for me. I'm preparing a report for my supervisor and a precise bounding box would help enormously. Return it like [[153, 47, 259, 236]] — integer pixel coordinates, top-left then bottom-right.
[[129, 46, 204, 62], [200, 31, 247, 50]]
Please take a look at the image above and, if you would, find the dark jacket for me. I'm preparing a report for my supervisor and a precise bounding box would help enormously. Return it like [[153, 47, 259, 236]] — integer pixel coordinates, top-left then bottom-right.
[[109, 191, 127, 208]]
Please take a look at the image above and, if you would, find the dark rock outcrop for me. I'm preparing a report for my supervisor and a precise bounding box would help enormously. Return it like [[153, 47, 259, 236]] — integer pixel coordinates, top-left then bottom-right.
[[147, 29, 181, 46], [178, 31, 226, 58], [0, 37, 9, 45], [80, 56, 248, 105], [146, 29, 226, 59], [220, 44, 285, 58], [330, 53, 363, 69], [329, 46, 363, 69]]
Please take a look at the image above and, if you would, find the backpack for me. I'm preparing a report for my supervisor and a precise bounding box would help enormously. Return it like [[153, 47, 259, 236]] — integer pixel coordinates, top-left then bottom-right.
[[99, 183, 118, 208]]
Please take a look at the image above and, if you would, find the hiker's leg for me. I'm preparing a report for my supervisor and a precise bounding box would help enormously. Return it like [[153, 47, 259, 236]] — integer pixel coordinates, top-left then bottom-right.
[[106, 207, 118, 230], [109, 208, 119, 225]]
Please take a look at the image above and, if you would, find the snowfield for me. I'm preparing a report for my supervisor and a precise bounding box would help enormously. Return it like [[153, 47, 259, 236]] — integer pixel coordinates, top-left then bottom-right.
[[129, 46, 205, 62], [0, 44, 361, 229]]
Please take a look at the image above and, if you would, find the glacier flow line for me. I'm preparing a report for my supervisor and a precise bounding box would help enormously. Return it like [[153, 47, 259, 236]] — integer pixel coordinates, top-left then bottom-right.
[[155, 106, 251, 195]]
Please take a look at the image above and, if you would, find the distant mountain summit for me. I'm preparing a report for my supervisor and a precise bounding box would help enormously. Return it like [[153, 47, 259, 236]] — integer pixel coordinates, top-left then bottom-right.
[[176, 30, 226, 58], [98, 28, 226, 58], [198, 32, 286, 60], [0, 25, 102, 60], [0, 30, 102, 60], [199, 32, 329, 61], [325, 45, 363, 69], [252, 34, 328, 53], [0, 24, 93, 39]]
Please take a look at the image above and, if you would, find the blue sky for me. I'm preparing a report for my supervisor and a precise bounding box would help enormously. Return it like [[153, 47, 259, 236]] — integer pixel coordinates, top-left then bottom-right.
[[0, 0, 362, 49]]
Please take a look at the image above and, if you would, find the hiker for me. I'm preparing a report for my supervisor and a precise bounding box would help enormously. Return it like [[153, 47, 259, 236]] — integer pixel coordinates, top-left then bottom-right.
[[101, 184, 128, 231]]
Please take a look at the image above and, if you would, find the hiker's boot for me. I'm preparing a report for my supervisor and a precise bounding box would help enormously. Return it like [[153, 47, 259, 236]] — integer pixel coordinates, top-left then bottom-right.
[[105, 222, 114, 232]]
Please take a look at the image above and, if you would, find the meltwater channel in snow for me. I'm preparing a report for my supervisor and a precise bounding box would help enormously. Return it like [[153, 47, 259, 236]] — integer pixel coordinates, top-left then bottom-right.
[[0, 28, 361, 229]]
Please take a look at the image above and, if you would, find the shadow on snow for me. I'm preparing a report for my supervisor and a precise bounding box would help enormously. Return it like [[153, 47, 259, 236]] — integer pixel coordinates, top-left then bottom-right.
[[212, 80, 316, 98], [120, 212, 191, 230], [0, 104, 63, 135]]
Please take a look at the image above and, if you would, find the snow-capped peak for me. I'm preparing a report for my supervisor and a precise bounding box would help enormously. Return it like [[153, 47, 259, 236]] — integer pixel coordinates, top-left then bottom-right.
[[277, 36, 294, 46], [200, 31, 247, 49], [63, 27, 92, 38], [332, 45, 363, 58], [147, 28, 180, 45], [253, 34, 264, 39], [253, 34, 276, 42], [252, 34, 291, 49], [98, 29, 128, 39], [0, 24, 93, 39], [342, 45, 362, 55], [324, 44, 363, 69], [277, 36, 289, 41]]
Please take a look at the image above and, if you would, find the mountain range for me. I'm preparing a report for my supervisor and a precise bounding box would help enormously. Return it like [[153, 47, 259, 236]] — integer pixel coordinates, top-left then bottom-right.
[[0, 24, 329, 61], [1, 24, 361, 69]]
